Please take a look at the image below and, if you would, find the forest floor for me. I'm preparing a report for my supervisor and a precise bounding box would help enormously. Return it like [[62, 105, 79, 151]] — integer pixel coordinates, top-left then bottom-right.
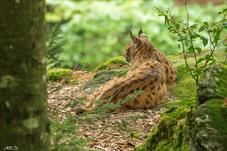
[[47, 51, 226, 150], [47, 70, 163, 151]]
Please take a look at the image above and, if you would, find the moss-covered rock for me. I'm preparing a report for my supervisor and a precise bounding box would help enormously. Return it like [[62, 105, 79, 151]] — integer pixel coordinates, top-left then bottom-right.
[[48, 68, 72, 81], [188, 99, 227, 151], [136, 101, 192, 151], [136, 64, 227, 151], [95, 56, 129, 71], [197, 64, 227, 104]]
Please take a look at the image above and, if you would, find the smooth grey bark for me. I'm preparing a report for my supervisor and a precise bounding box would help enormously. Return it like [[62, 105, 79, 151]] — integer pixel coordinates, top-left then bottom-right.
[[0, 1, 50, 150]]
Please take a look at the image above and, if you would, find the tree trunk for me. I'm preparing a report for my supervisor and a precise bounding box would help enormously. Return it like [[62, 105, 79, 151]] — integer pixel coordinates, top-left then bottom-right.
[[0, 1, 50, 150]]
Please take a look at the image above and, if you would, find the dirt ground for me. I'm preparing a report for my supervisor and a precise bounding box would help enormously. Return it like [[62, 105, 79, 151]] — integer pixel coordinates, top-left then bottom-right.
[[47, 70, 164, 151]]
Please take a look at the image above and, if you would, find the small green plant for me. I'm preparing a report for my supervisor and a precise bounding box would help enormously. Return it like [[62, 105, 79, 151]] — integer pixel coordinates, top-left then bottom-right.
[[157, 6, 227, 86], [48, 68, 72, 81]]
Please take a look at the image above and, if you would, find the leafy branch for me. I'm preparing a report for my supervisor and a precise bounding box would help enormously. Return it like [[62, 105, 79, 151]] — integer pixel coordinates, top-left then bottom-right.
[[156, 5, 227, 86]]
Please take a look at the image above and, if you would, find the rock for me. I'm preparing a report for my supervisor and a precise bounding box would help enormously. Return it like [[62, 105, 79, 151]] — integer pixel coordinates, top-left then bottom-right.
[[135, 64, 227, 151], [197, 64, 227, 104], [188, 99, 227, 151]]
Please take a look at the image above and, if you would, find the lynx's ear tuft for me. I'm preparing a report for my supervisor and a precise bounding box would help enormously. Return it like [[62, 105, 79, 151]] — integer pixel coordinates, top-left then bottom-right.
[[129, 30, 136, 42], [138, 27, 147, 37], [138, 27, 143, 35], [129, 30, 141, 44]]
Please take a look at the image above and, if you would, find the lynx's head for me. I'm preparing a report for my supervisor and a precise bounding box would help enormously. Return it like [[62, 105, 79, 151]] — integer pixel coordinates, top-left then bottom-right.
[[124, 28, 154, 63]]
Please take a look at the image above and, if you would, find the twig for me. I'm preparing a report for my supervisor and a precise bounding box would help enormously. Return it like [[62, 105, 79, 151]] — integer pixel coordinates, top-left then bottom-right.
[[185, 3, 199, 84]]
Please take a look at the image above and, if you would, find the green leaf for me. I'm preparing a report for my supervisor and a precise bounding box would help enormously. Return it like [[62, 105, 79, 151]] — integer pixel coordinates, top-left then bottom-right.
[[178, 43, 181, 48], [165, 15, 169, 24], [223, 22, 227, 29], [202, 37, 208, 46], [197, 57, 205, 63], [218, 8, 227, 14], [188, 46, 194, 52], [195, 47, 202, 52], [190, 24, 198, 29], [208, 59, 215, 65], [214, 28, 221, 43], [199, 22, 208, 31]]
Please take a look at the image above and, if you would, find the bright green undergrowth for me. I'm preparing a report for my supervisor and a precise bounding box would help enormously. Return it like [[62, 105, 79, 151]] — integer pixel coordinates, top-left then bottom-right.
[[48, 68, 72, 81]]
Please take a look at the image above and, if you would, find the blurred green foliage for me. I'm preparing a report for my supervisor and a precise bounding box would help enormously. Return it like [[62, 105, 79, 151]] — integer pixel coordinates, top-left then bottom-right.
[[46, 25, 65, 69], [46, 0, 225, 69]]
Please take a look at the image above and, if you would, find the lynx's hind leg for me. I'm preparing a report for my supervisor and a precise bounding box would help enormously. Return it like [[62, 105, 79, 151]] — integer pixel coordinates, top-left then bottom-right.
[[123, 73, 168, 109]]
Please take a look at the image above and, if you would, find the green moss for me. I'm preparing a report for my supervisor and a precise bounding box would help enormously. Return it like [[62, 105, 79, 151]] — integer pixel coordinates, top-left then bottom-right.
[[197, 64, 227, 103], [189, 99, 227, 150], [95, 56, 129, 71], [216, 65, 227, 98], [23, 117, 39, 130], [0, 75, 17, 88], [47, 68, 72, 81], [206, 99, 227, 134], [136, 99, 193, 151]]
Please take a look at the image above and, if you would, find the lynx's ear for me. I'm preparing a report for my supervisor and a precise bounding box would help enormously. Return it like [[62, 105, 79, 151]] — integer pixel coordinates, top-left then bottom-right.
[[138, 27, 143, 35], [129, 30, 141, 44], [129, 30, 136, 42], [138, 27, 147, 37]]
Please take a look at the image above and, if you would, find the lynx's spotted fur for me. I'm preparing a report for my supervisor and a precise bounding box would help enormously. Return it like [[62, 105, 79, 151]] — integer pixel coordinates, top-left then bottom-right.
[[83, 29, 176, 111]]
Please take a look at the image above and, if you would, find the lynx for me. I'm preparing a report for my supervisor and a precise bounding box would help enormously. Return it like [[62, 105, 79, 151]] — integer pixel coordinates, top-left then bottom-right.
[[81, 29, 176, 112]]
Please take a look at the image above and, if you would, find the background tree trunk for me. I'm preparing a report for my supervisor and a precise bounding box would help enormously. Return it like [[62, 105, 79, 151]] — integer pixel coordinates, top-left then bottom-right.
[[0, 1, 50, 150]]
